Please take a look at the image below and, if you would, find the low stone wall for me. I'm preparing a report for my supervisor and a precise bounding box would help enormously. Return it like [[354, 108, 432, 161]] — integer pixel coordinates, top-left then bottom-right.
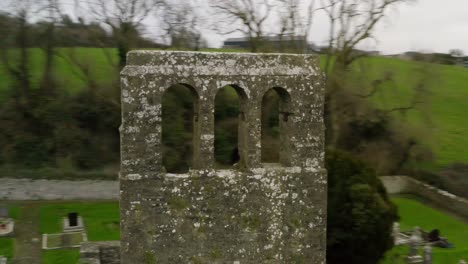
[[380, 176, 468, 219], [0, 178, 118, 200], [80, 241, 120, 264]]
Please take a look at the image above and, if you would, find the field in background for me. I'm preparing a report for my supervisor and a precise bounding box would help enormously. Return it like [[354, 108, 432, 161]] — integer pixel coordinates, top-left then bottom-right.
[[361, 57, 468, 168], [1, 48, 468, 168], [381, 197, 468, 264]]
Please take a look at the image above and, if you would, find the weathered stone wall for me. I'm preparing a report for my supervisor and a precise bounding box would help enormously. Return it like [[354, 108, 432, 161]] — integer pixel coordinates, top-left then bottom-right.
[[120, 51, 326, 263], [381, 176, 468, 219], [0, 178, 118, 200], [80, 241, 121, 264]]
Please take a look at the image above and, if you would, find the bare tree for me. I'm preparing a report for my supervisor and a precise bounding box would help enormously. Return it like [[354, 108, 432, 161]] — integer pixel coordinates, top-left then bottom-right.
[[321, 0, 409, 73], [0, 0, 39, 108], [275, 0, 317, 53], [320, 0, 411, 147], [162, 0, 206, 50], [210, 0, 273, 52], [449, 49, 464, 58], [79, 0, 164, 67], [37, 0, 63, 95]]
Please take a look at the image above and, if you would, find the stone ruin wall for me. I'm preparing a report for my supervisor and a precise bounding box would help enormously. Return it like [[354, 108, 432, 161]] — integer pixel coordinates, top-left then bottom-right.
[[381, 176, 468, 219], [120, 51, 327, 264], [81, 241, 121, 264]]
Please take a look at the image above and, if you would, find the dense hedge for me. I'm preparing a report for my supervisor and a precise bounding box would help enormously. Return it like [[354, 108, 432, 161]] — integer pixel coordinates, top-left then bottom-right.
[[326, 149, 398, 264]]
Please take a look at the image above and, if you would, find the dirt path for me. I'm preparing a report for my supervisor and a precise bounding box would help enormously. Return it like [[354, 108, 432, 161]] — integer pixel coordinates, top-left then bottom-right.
[[12, 204, 42, 264]]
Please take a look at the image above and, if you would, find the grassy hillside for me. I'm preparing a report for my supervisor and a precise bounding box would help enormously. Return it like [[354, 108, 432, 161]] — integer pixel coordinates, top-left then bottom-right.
[[381, 197, 468, 264], [1, 48, 467, 167], [359, 57, 468, 167], [0, 48, 118, 97]]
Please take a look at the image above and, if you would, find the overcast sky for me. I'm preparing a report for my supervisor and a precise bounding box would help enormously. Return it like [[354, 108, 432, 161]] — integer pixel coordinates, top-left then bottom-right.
[[3, 0, 467, 55], [371, 0, 468, 55], [200, 0, 468, 55]]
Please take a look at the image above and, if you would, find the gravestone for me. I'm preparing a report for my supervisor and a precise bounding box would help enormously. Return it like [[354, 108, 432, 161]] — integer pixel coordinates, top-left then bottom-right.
[[120, 51, 326, 263], [0, 256, 6, 264], [0, 207, 7, 231], [0, 207, 8, 218], [68, 212, 78, 227], [63, 212, 84, 232], [407, 227, 423, 263], [423, 245, 432, 264], [393, 222, 400, 244], [0, 207, 14, 237]]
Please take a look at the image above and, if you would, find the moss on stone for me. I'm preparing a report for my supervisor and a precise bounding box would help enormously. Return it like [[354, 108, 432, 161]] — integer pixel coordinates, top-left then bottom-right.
[[120, 51, 326, 263], [168, 197, 190, 211]]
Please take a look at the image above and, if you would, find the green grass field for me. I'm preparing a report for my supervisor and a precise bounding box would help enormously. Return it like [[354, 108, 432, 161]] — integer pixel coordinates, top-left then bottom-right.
[[40, 202, 119, 264], [1, 48, 467, 167], [0, 48, 118, 97], [381, 197, 468, 264], [359, 57, 468, 168], [0, 206, 20, 259]]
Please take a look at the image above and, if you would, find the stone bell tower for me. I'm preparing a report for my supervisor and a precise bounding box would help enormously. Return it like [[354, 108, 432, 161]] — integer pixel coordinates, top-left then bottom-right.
[[120, 51, 327, 263]]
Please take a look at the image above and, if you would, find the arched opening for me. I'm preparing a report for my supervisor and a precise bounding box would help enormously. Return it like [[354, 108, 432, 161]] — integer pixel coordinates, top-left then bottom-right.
[[214, 85, 247, 169], [162, 84, 199, 173], [261, 87, 292, 166]]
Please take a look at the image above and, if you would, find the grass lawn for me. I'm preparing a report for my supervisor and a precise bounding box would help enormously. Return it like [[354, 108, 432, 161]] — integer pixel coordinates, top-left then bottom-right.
[[40, 202, 120, 264], [0, 238, 14, 259], [43, 249, 80, 264], [380, 197, 468, 264], [360, 57, 468, 168], [0, 48, 118, 97], [0, 205, 20, 259]]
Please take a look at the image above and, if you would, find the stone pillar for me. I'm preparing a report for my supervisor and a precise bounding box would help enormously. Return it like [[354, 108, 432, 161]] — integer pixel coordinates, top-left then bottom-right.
[[407, 227, 423, 263], [423, 245, 432, 264], [198, 85, 215, 170], [393, 222, 400, 245]]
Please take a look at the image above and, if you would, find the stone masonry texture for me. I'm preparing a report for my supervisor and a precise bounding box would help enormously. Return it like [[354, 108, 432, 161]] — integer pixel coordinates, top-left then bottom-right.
[[120, 51, 327, 264]]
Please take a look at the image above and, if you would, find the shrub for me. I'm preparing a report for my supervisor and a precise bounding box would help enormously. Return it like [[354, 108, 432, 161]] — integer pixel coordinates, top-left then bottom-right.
[[326, 149, 398, 264]]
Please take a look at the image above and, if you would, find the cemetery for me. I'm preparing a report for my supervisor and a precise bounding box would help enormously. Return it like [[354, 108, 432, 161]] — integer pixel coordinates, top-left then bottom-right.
[[0, 196, 465, 264], [42, 212, 87, 250], [0, 50, 467, 263], [381, 197, 468, 264]]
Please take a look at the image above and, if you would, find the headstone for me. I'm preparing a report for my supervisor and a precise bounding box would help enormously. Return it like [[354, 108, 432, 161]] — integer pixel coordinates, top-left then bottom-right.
[[407, 227, 423, 263], [0, 256, 6, 264], [423, 245, 432, 264], [68, 212, 78, 227], [0, 207, 8, 218], [0, 208, 14, 237], [63, 212, 84, 233], [393, 222, 400, 244]]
